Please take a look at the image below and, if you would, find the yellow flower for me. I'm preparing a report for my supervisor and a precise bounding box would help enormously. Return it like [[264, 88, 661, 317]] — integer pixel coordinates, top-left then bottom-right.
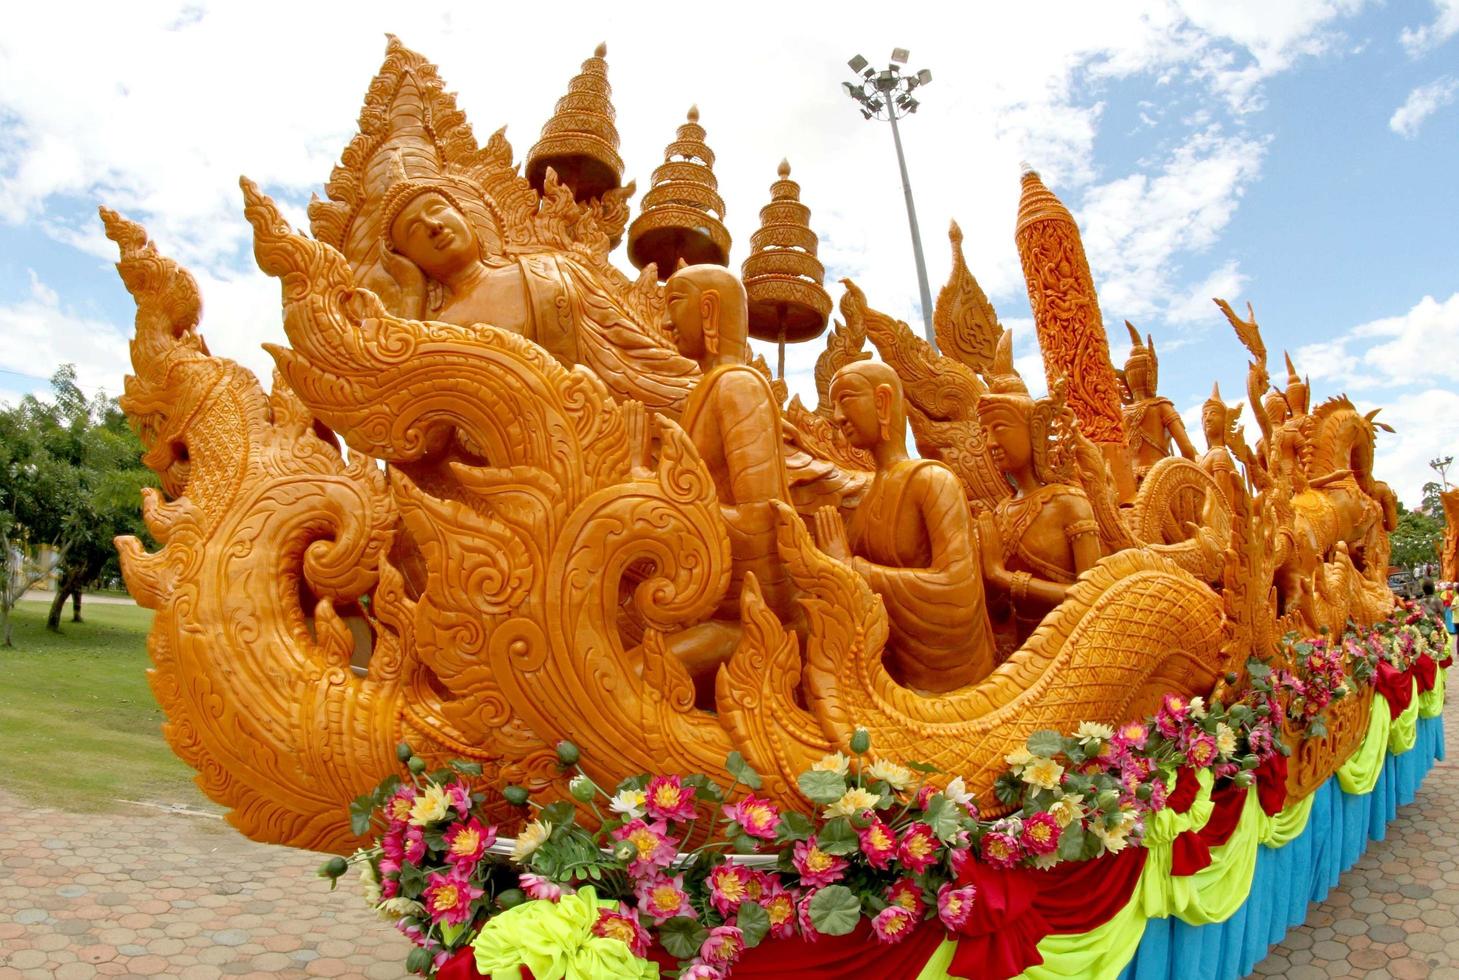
[[1215, 722, 1237, 759], [1004, 747, 1034, 774], [376, 896, 425, 920], [866, 760, 913, 791], [1020, 757, 1065, 791], [812, 752, 850, 776], [823, 787, 881, 819], [359, 860, 382, 907], [1091, 821, 1130, 854], [1048, 794, 1085, 828], [1075, 721, 1113, 748], [610, 788, 646, 820], [408, 783, 450, 827], [511, 820, 552, 862]]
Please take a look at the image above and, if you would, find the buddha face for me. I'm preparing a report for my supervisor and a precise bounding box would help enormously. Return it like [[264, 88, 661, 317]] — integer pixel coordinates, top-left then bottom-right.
[[980, 403, 1034, 474], [829, 372, 884, 450], [1202, 404, 1224, 444], [664, 274, 707, 358], [389, 192, 478, 280]]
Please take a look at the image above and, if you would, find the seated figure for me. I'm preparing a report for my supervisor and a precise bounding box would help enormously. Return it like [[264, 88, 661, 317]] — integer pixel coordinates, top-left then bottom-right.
[[378, 172, 699, 413], [656, 264, 800, 702], [813, 361, 995, 692], [1121, 323, 1196, 479], [974, 334, 1102, 639]]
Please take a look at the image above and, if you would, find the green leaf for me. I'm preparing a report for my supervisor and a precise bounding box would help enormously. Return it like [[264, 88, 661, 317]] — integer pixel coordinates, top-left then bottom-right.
[[994, 773, 1023, 806], [903, 760, 941, 774], [922, 796, 962, 843], [817, 817, 859, 855], [658, 917, 709, 960], [797, 770, 848, 805], [725, 751, 764, 791], [1057, 823, 1086, 862], [1246, 660, 1272, 680], [539, 801, 577, 832], [736, 900, 770, 948], [807, 884, 861, 936], [776, 810, 815, 843], [448, 759, 484, 777], [684, 773, 725, 802], [348, 796, 375, 837], [1026, 729, 1064, 758]]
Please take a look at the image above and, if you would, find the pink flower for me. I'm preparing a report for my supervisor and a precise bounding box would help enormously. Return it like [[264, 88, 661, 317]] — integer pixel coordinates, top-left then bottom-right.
[[872, 905, 918, 944], [681, 966, 725, 980], [886, 877, 925, 914], [381, 825, 405, 862], [858, 816, 898, 870], [611, 819, 679, 877], [792, 838, 848, 888], [759, 880, 799, 940], [446, 781, 472, 819], [699, 925, 745, 968], [980, 831, 1022, 869], [635, 872, 695, 923], [644, 775, 698, 822], [897, 822, 941, 873], [1019, 812, 1061, 856], [1113, 721, 1149, 753], [1248, 724, 1275, 757], [723, 795, 780, 840], [915, 784, 937, 809], [384, 786, 417, 826], [404, 826, 426, 864], [1185, 732, 1219, 769], [593, 904, 651, 958], [1147, 778, 1168, 812], [443, 818, 495, 869], [519, 873, 567, 902], [706, 863, 753, 917], [937, 882, 977, 931], [422, 868, 482, 927]]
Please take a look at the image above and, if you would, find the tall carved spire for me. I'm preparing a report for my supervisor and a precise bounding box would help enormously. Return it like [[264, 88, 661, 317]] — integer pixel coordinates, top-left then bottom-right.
[[525, 42, 624, 203], [627, 105, 731, 278], [742, 160, 831, 367], [1014, 168, 1135, 500]]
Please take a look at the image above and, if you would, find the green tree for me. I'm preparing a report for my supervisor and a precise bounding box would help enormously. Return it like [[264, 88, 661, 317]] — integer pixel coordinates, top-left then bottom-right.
[[1389, 502, 1444, 572], [1421, 481, 1445, 517], [0, 366, 155, 645]]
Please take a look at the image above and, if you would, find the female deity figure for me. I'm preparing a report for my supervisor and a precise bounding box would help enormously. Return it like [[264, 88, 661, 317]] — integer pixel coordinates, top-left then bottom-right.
[[1199, 382, 1245, 505], [1121, 322, 1196, 479], [973, 334, 1102, 640]]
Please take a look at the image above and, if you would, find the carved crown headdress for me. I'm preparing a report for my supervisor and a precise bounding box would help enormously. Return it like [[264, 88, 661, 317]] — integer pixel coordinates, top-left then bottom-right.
[[1123, 321, 1156, 387], [1203, 382, 1243, 443], [975, 330, 1074, 483]]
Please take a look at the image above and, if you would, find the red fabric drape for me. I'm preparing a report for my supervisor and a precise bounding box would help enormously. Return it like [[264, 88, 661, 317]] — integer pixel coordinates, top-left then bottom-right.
[[946, 861, 1048, 980], [1375, 661, 1415, 718], [1254, 753, 1289, 817], [1030, 847, 1147, 934], [1170, 783, 1248, 875], [1413, 653, 1438, 693], [1167, 766, 1200, 815]]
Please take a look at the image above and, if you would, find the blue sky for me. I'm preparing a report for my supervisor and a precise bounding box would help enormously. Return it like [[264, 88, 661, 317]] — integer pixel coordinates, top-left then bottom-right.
[[1, 0, 1456, 503]]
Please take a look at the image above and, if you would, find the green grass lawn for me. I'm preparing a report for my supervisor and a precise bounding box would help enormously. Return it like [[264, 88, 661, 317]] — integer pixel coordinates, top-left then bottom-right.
[[0, 600, 213, 811]]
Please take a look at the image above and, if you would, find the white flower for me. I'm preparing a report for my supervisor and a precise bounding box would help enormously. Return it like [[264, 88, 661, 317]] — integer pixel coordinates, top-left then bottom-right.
[[811, 752, 850, 776], [823, 787, 881, 819], [1020, 757, 1065, 791], [1004, 747, 1034, 774], [1215, 723, 1238, 759], [1075, 721, 1114, 749], [408, 783, 450, 827], [376, 897, 425, 920], [1188, 696, 1208, 720], [866, 760, 914, 791], [609, 788, 646, 820], [943, 776, 974, 807], [1048, 794, 1085, 828], [511, 820, 552, 862], [358, 859, 381, 907]]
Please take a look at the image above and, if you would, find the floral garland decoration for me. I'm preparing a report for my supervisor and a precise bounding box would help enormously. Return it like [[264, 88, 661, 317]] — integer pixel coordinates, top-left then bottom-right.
[[318, 603, 1447, 978]]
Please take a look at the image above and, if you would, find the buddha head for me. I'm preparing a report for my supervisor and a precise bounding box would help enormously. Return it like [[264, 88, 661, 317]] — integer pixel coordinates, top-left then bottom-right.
[[664, 264, 748, 365], [380, 179, 483, 284], [1123, 322, 1156, 400], [829, 360, 905, 452]]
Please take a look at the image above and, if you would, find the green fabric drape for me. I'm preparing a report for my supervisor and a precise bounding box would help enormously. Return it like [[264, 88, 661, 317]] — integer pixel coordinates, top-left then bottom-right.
[[471, 887, 658, 980], [1336, 693, 1393, 794], [1419, 667, 1447, 719], [1388, 680, 1421, 755]]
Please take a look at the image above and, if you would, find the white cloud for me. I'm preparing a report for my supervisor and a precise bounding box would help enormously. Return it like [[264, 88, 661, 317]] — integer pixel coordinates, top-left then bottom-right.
[[0, 271, 131, 399], [1400, 0, 1459, 57], [1389, 76, 1459, 137], [1295, 292, 1459, 502], [1163, 258, 1248, 326]]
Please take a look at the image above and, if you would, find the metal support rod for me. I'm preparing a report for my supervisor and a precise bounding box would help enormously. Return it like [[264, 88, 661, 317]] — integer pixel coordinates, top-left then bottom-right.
[[886, 104, 936, 350]]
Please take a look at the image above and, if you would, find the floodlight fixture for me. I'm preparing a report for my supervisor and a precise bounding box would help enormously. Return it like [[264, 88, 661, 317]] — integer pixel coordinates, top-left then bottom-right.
[[874, 69, 898, 91], [916, 68, 932, 85], [890, 47, 909, 64], [848, 54, 869, 73], [842, 81, 857, 97]]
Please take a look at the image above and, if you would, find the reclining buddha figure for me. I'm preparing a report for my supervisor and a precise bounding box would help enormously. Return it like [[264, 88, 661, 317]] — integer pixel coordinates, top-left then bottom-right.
[[974, 333, 1102, 640], [1122, 322, 1196, 480], [659, 264, 802, 703], [377, 165, 700, 414], [812, 360, 996, 693]]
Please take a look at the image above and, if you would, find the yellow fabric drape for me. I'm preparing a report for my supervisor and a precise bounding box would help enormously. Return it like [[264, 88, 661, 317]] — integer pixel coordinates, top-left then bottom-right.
[[1388, 680, 1421, 755], [471, 887, 658, 980], [1419, 666, 1447, 719], [1336, 693, 1393, 794]]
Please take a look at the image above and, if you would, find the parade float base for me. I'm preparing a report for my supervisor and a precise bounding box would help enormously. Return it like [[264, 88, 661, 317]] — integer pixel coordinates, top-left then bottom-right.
[[441, 670, 1447, 980]]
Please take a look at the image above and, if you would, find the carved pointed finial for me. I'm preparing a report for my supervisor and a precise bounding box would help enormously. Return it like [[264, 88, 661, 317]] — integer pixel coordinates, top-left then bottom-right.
[[627, 104, 730, 278], [1284, 350, 1300, 383], [1125, 320, 1143, 348], [743, 157, 831, 345], [1019, 160, 1037, 178], [526, 43, 624, 202], [1212, 381, 1222, 400]]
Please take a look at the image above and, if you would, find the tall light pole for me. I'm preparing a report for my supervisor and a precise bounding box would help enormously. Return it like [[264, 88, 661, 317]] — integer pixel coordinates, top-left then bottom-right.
[[843, 49, 936, 348]]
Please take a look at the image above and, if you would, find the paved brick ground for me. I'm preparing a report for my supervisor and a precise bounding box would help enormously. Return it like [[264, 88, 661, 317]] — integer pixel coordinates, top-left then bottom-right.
[[0, 691, 1452, 980]]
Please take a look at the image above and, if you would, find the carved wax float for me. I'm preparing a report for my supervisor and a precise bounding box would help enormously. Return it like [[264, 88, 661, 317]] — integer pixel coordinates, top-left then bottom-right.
[[108, 37, 1397, 854]]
